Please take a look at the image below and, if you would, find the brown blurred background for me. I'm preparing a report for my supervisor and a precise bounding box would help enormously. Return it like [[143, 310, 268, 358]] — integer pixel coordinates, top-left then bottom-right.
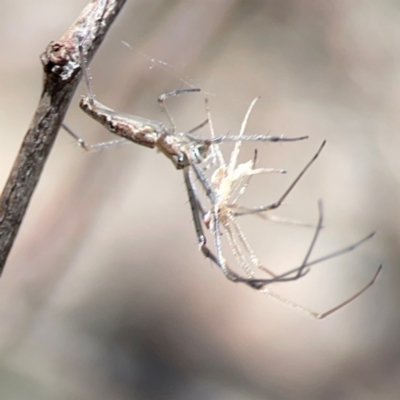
[[0, 1, 397, 399]]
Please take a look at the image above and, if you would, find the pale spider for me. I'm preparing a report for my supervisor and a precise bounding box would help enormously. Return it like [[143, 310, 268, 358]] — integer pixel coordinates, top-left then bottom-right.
[[185, 97, 381, 318]]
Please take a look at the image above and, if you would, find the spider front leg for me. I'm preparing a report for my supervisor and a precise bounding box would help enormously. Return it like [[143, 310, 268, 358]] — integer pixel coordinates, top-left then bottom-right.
[[62, 123, 130, 152]]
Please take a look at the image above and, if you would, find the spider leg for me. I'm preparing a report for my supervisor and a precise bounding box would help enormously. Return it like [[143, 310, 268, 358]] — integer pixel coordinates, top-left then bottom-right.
[[158, 88, 201, 133], [210, 97, 309, 145], [187, 119, 209, 134], [185, 169, 381, 317], [218, 200, 374, 288], [191, 160, 217, 204], [184, 165, 265, 281], [208, 209, 310, 286], [205, 98, 225, 167], [240, 200, 325, 289], [189, 158, 313, 285], [211, 133, 309, 144], [185, 165, 309, 285], [224, 216, 256, 278], [230, 204, 314, 227], [232, 140, 326, 217], [187, 168, 208, 218], [263, 264, 381, 319], [293, 199, 324, 279], [259, 210, 382, 319], [284, 232, 376, 275], [229, 216, 277, 277], [187, 153, 380, 312], [183, 166, 225, 271], [62, 123, 129, 152]]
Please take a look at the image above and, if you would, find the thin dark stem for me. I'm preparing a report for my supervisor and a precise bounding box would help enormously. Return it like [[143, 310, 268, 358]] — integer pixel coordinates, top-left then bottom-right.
[[0, 0, 127, 275]]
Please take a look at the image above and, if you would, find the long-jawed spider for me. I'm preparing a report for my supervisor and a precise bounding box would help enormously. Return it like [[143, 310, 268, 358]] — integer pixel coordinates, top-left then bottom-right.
[[63, 41, 381, 318]]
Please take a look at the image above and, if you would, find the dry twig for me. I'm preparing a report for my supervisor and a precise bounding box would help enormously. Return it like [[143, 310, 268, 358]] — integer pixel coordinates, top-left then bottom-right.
[[0, 0, 127, 275]]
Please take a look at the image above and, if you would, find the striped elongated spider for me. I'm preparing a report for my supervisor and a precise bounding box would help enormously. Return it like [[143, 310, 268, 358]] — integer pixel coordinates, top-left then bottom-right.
[[67, 42, 307, 168], [185, 98, 381, 318], [64, 42, 381, 317]]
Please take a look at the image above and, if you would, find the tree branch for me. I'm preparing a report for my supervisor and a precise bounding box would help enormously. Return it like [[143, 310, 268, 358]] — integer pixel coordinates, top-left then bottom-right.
[[0, 0, 127, 275]]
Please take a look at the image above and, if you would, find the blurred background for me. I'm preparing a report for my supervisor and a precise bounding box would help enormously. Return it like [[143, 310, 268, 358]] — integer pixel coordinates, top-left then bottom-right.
[[0, 0, 397, 399]]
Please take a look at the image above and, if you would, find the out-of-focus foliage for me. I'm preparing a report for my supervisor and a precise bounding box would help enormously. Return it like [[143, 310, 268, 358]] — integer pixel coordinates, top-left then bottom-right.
[[0, 1, 397, 399]]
